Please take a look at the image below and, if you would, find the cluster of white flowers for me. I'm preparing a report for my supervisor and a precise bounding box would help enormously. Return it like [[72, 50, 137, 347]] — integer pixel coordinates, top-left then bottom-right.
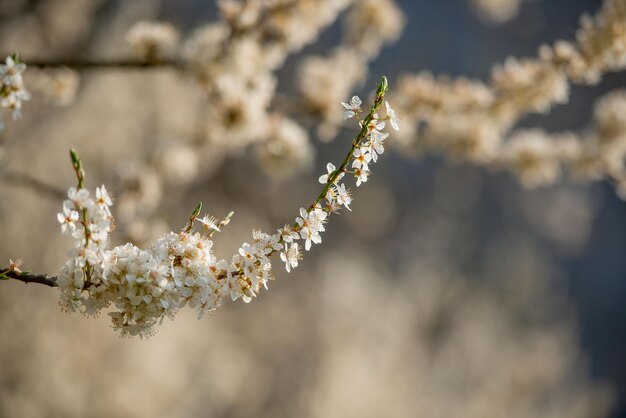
[[499, 130, 562, 188], [178, 0, 359, 152], [228, 0, 354, 57], [386, 0, 626, 199], [56, 179, 232, 337], [201, 73, 276, 150], [297, 0, 405, 140], [0, 56, 30, 130], [55, 84, 398, 338], [344, 0, 406, 59], [391, 56, 570, 163], [57, 184, 115, 313], [298, 49, 366, 140], [122, 0, 404, 159], [540, 0, 626, 84], [484, 89, 626, 191], [563, 90, 626, 194]]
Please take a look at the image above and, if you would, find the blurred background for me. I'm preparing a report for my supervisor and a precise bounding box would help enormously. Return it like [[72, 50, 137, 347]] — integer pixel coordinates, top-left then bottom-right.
[[0, 0, 624, 417]]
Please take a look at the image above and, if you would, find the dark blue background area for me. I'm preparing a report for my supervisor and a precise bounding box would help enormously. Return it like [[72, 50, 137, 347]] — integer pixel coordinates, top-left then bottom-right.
[[163, 0, 624, 414]]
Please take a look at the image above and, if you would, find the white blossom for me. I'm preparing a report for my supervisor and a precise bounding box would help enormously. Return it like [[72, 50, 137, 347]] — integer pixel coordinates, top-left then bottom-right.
[[341, 95, 362, 119], [354, 167, 370, 186], [280, 242, 301, 273], [0, 57, 26, 87], [253, 229, 283, 257], [67, 187, 92, 210], [334, 183, 352, 211], [57, 203, 79, 234], [352, 148, 371, 170], [0, 55, 30, 122], [278, 225, 300, 243], [95, 186, 113, 216], [319, 162, 344, 184], [296, 207, 327, 251], [366, 130, 388, 163], [324, 196, 343, 214], [197, 214, 221, 232], [385, 101, 400, 131], [367, 118, 386, 134]]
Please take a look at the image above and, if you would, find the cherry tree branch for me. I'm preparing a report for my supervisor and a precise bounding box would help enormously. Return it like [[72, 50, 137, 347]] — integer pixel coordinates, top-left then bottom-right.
[[22, 58, 184, 71], [1, 76, 391, 295], [1, 269, 58, 287]]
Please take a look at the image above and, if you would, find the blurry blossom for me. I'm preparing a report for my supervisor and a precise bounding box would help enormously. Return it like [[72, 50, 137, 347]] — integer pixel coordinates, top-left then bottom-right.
[[469, 0, 522, 25], [27, 67, 80, 106], [256, 114, 315, 179], [126, 21, 180, 61]]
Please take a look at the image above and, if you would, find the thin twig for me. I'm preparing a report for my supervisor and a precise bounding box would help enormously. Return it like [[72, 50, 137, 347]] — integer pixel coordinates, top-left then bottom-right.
[[1, 269, 58, 287], [22, 58, 184, 71], [0, 168, 66, 199]]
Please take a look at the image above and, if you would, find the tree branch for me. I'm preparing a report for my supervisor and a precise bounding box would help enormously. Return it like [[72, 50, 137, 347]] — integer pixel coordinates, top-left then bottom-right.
[[22, 58, 184, 71], [19, 1, 300, 72], [0, 168, 66, 199], [1, 269, 58, 287]]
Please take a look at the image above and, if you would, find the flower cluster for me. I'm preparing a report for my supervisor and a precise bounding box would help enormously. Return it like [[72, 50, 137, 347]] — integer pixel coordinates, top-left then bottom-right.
[[0, 55, 30, 130], [56, 177, 233, 337], [57, 184, 115, 313], [344, 0, 406, 59], [540, 0, 626, 84], [499, 129, 562, 188], [297, 0, 405, 140], [179, 0, 358, 152], [55, 79, 398, 338], [387, 0, 626, 199], [496, 89, 626, 194]]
